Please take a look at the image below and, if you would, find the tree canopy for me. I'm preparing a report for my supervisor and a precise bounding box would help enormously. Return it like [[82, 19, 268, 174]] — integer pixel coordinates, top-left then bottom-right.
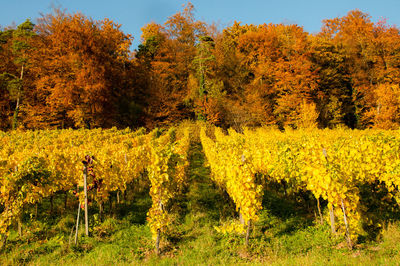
[[1, 5, 400, 130]]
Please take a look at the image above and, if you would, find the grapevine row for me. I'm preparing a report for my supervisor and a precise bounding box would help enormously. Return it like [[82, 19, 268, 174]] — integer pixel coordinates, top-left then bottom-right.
[[0, 126, 192, 252], [200, 126, 400, 247]]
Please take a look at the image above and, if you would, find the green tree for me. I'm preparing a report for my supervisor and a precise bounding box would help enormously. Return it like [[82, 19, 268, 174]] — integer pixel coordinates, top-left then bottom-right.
[[10, 19, 35, 129], [190, 36, 224, 123]]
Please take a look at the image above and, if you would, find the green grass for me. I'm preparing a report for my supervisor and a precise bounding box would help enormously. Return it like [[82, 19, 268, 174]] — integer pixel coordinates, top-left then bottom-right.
[[1, 141, 400, 265]]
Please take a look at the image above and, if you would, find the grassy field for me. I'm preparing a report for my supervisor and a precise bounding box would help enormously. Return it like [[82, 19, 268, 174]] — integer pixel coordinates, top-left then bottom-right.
[[1, 142, 400, 265]]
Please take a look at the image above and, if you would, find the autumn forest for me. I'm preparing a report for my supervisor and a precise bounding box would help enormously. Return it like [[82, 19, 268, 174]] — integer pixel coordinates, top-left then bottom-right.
[[1, 3, 400, 131]]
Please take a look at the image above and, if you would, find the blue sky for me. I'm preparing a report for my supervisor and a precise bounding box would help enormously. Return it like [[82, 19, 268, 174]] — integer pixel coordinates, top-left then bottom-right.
[[1, 0, 399, 49]]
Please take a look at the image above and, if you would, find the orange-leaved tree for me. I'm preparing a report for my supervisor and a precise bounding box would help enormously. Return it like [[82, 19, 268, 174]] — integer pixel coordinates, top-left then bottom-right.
[[237, 23, 318, 128], [321, 10, 400, 128], [136, 3, 208, 128], [25, 9, 132, 129]]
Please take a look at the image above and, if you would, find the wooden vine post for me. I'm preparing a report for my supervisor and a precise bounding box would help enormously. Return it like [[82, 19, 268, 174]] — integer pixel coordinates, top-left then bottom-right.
[[155, 199, 163, 255], [74, 190, 81, 245], [1, 206, 9, 249], [17, 212, 22, 238], [323, 148, 351, 249], [341, 198, 353, 249], [239, 210, 245, 225], [245, 219, 252, 247], [83, 158, 89, 237], [74, 155, 93, 243], [316, 197, 323, 224], [0, 233, 6, 250], [64, 191, 68, 211], [329, 206, 336, 234], [156, 229, 161, 255], [322, 148, 337, 233], [14, 166, 23, 239], [35, 203, 38, 219], [99, 202, 103, 222], [50, 195, 54, 214]]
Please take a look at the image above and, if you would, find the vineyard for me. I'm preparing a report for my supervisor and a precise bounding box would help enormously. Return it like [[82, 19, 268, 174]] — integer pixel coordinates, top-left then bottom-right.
[[1, 123, 400, 264]]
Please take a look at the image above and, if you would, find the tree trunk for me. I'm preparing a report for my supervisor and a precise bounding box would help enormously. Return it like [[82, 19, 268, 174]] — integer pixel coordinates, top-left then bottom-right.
[[12, 64, 24, 130]]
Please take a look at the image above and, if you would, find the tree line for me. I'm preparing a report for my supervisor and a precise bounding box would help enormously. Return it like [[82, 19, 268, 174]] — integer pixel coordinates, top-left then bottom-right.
[[1, 3, 400, 130]]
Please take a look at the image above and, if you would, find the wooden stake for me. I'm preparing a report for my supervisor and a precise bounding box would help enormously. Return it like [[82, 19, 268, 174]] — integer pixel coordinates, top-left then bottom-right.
[[124, 154, 127, 202], [323, 149, 338, 236], [245, 219, 251, 246], [99, 202, 103, 222], [109, 195, 113, 215], [50, 195, 54, 214], [64, 191, 68, 211], [74, 202, 80, 245], [68, 221, 75, 246], [239, 210, 245, 225], [155, 199, 163, 255], [1, 206, 9, 249], [317, 197, 323, 224], [341, 198, 352, 249], [18, 205, 23, 238], [35, 203, 38, 219], [14, 166, 22, 238], [1, 234, 7, 250], [83, 165, 89, 236], [329, 206, 336, 235], [155, 229, 161, 255]]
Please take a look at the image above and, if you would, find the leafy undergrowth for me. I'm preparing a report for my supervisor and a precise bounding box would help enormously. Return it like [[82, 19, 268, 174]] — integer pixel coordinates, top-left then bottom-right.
[[1, 142, 400, 265]]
